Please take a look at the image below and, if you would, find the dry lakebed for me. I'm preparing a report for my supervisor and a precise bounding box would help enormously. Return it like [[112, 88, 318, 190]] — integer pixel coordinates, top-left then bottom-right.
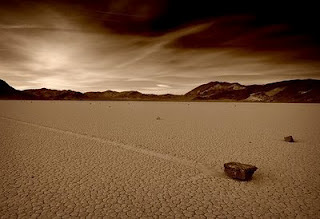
[[0, 100, 320, 218]]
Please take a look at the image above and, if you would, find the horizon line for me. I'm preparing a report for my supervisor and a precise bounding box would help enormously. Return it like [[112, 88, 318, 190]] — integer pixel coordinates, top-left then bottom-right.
[[1, 78, 320, 96]]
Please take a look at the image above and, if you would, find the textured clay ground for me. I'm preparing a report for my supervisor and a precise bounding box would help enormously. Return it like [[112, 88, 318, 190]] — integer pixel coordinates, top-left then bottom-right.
[[0, 101, 320, 218]]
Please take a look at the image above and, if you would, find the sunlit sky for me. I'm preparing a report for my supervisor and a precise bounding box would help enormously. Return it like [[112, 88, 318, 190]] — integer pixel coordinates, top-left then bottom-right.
[[1, 1, 319, 94]]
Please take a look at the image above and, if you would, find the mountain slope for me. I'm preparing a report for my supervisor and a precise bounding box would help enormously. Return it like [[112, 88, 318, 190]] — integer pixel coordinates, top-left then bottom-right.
[[186, 79, 320, 102], [185, 81, 248, 100], [0, 79, 319, 102], [84, 90, 183, 101], [23, 88, 86, 100], [0, 79, 29, 99]]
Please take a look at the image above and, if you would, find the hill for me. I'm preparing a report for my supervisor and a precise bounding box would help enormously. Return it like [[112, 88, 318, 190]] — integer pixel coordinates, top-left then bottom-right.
[[1, 79, 319, 102]]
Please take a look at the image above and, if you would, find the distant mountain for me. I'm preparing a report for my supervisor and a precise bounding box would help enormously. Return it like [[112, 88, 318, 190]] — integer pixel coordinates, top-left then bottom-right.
[[185, 81, 248, 100], [85, 90, 150, 100], [0, 79, 319, 102], [84, 90, 182, 101], [23, 88, 86, 100], [0, 81, 183, 101], [185, 79, 320, 102], [245, 80, 320, 103]]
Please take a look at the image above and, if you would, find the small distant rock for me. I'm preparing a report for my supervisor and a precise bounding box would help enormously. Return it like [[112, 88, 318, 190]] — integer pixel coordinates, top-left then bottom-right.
[[224, 162, 258, 181], [284, 136, 294, 142], [156, 116, 161, 120]]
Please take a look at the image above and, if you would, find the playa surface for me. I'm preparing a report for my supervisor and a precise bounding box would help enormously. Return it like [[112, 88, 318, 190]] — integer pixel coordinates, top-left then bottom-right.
[[1, 100, 320, 218]]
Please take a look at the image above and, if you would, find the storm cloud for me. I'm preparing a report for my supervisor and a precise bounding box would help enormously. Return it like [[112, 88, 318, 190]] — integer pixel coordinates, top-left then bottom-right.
[[0, 0, 319, 94]]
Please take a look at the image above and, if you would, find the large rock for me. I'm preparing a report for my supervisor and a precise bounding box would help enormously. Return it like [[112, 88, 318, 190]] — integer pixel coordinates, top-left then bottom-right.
[[224, 162, 258, 181], [284, 136, 294, 142]]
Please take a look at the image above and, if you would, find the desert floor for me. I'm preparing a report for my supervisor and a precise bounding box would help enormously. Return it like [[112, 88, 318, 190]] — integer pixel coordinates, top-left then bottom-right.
[[0, 100, 320, 218]]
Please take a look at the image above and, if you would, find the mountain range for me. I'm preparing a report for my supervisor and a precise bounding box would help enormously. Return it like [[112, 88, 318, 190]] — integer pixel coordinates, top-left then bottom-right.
[[1, 79, 319, 102]]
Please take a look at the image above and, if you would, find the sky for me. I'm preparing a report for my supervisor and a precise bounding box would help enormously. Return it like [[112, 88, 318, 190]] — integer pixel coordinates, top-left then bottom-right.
[[0, 0, 319, 94]]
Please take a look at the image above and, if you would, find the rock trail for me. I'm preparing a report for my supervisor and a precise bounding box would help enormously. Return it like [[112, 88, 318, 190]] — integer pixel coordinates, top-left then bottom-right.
[[0, 116, 214, 177]]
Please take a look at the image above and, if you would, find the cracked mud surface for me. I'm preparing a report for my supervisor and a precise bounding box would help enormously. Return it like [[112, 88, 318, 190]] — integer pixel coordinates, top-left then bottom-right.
[[1, 101, 320, 218]]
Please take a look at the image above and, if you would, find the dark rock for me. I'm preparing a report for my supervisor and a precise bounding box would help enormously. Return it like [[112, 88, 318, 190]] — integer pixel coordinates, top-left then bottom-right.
[[156, 116, 161, 120], [224, 162, 258, 181], [284, 136, 294, 142]]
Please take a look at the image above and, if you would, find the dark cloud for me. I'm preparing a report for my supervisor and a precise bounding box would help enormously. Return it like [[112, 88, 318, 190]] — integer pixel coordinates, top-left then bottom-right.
[[168, 16, 320, 61], [3, 0, 319, 35]]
